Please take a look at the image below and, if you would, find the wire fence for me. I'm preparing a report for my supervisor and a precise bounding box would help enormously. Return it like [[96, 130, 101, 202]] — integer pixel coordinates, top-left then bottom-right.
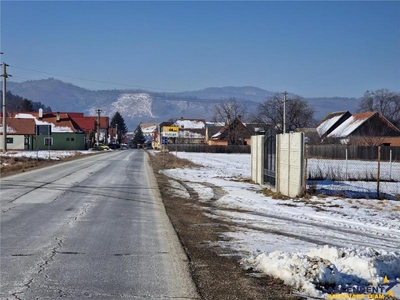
[[306, 145, 400, 200]]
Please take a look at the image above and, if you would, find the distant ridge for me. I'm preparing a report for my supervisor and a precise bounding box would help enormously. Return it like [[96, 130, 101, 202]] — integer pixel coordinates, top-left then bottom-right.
[[7, 78, 361, 130]]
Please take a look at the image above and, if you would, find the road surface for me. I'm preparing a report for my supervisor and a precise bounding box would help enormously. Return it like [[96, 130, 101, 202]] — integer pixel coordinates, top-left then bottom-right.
[[0, 150, 199, 299]]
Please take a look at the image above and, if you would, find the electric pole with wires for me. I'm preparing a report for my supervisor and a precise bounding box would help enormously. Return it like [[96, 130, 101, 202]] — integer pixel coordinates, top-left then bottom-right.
[[96, 109, 102, 146], [1, 60, 11, 152]]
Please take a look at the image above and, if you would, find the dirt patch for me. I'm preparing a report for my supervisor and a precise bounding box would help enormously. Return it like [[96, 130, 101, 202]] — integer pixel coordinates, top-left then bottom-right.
[[148, 151, 304, 300]]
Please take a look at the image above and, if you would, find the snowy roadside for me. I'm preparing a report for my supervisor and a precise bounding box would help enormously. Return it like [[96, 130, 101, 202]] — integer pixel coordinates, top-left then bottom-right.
[[0, 150, 98, 161], [0, 150, 102, 177], [161, 152, 400, 299]]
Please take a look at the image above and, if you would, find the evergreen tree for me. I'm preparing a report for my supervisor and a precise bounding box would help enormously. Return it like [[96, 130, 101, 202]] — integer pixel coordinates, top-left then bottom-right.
[[0, 91, 50, 112], [20, 99, 34, 111], [133, 126, 145, 146], [110, 111, 128, 144]]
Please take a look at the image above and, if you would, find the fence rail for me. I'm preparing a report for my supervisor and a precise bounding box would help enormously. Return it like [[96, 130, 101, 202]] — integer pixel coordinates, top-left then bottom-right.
[[307, 145, 400, 161], [166, 144, 251, 154], [306, 145, 400, 199]]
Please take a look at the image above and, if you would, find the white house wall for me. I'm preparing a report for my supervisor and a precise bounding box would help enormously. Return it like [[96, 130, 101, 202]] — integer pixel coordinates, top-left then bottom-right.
[[0, 135, 25, 150]]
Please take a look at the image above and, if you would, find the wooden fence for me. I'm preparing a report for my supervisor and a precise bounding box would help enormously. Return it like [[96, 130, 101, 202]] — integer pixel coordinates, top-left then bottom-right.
[[307, 145, 400, 161]]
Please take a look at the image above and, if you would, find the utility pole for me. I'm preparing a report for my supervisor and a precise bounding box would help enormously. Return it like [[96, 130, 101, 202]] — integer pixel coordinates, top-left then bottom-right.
[[1, 61, 10, 152], [96, 109, 102, 146], [115, 123, 118, 144], [282, 91, 288, 134]]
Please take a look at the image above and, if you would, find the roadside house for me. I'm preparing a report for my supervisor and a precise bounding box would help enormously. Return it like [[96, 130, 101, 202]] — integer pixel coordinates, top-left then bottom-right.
[[68, 113, 97, 149], [174, 118, 206, 144], [140, 123, 159, 148], [316, 111, 352, 140], [209, 117, 253, 146], [205, 122, 225, 145], [317, 111, 400, 146], [88, 115, 109, 145], [154, 121, 174, 149], [13, 112, 87, 150], [0, 118, 36, 150]]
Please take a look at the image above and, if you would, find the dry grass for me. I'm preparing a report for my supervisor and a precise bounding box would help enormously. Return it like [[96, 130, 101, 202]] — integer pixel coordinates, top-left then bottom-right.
[[153, 151, 201, 170], [0, 156, 43, 176]]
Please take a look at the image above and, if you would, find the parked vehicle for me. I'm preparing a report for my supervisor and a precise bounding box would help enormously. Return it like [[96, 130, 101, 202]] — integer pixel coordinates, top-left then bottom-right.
[[96, 143, 110, 150]]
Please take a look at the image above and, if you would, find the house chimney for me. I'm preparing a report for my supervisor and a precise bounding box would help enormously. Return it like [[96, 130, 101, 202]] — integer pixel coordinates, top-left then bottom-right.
[[56, 112, 60, 122], [39, 108, 43, 120]]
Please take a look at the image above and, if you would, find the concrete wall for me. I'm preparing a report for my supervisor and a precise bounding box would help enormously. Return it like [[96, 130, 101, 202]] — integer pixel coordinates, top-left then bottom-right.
[[251, 135, 264, 184], [251, 132, 305, 198], [276, 132, 305, 198]]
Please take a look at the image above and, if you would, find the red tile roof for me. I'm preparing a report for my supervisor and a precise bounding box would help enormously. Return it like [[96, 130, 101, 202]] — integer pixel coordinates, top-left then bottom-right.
[[12, 112, 81, 133], [0, 118, 36, 135], [70, 116, 96, 132]]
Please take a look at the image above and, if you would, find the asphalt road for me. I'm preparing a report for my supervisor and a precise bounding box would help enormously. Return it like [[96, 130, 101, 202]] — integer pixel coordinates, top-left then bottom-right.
[[0, 150, 199, 299]]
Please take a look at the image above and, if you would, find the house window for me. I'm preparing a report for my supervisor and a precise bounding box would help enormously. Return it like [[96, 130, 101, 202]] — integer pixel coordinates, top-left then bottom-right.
[[44, 137, 53, 146], [71, 138, 74, 141], [24, 137, 29, 145], [6, 137, 13, 144], [66, 138, 70, 141]]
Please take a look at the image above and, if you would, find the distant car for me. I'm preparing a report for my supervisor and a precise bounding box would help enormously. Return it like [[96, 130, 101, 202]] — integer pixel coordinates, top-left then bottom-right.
[[143, 142, 153, 149], [96, 143, 110, 150], [107, 143, 120, 150]]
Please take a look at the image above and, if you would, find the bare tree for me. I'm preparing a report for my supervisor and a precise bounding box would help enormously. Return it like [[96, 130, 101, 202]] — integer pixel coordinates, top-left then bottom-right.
[[252, 93, 315, 133], [212, 98, 247, 123], [359, 89, 400, 128]]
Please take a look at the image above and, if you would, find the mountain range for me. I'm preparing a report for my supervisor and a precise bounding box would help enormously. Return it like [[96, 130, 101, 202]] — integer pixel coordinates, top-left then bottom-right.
[[7, 78, 361, 130]]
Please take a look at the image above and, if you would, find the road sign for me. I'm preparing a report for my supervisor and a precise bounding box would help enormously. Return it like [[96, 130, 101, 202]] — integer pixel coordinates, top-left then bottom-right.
[[162, 132, 178, 138], [161, 136, 168, 145], [163, 126, 179, 132]]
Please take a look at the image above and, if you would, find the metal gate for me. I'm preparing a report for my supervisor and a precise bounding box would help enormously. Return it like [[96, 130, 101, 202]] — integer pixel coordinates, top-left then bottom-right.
[[264, 130, 276, 186]]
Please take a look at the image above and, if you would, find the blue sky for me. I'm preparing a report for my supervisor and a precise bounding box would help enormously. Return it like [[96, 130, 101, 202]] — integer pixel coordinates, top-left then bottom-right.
[[1, 1, 399, 98]]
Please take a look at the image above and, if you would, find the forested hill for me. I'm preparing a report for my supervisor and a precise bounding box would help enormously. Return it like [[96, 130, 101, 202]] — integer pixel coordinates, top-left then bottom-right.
[[7, 78, 361, 129]]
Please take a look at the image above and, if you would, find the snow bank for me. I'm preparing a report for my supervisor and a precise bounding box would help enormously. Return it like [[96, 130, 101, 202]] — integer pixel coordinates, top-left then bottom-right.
[[244, 245, 400, 298]]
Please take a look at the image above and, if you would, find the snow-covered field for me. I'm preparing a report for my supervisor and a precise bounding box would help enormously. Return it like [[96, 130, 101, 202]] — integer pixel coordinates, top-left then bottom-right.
[[162, 152, 400, 299], [308, 158, 400, 199]]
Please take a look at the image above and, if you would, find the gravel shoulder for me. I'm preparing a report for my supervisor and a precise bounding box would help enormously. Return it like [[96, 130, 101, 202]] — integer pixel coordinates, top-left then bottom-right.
[[148, 151, 304, 300]]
